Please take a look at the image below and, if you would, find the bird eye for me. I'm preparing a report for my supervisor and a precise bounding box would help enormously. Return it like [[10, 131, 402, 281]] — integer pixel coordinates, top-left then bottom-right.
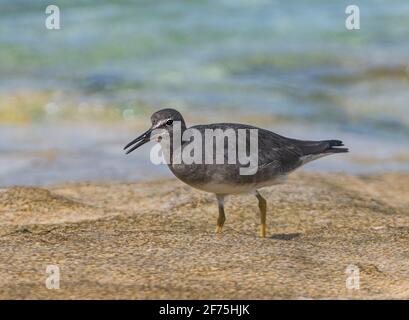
[[166, 119, 173, 125]]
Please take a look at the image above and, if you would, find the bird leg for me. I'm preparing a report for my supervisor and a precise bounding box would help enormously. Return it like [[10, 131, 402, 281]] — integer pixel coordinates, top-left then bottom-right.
[[215, 194, 226, 233], [255, 190, 267, 237]]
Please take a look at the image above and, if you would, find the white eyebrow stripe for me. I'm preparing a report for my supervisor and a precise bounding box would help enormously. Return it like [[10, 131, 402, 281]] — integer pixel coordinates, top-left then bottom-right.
[[153, 119, 171, 129], [160, 119, 172, 125]]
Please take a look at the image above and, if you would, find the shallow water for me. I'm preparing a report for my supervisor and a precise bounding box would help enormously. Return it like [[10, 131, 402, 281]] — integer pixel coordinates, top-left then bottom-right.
[[0, 0, 408, 186], [1, 121, 408, 187]]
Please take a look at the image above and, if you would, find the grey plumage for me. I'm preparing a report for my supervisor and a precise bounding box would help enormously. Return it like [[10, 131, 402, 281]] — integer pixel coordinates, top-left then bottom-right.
[[168, 123, 347, 192], [124, 108, 348, 237]]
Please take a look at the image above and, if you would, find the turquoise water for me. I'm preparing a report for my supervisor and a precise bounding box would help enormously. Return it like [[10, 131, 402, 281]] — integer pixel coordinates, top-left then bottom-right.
[[0, 0, 408, 185]]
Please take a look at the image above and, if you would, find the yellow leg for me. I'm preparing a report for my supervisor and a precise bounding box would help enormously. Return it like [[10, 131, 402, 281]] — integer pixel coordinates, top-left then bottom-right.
[[255, 191, 267, 237], [215, 194, 226, 233]]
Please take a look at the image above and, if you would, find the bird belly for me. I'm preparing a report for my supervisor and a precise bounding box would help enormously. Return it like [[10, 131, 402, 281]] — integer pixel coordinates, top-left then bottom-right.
[[185, 174, 287, 195], [169, 163, 288, 195]]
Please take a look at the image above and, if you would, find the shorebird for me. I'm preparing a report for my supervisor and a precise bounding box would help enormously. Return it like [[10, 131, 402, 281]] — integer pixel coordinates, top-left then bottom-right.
[[124, 108, 348, 237]]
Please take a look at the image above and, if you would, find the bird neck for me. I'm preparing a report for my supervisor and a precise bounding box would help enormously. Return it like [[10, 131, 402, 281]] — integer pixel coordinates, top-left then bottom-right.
[[162, 122, 187, 165]]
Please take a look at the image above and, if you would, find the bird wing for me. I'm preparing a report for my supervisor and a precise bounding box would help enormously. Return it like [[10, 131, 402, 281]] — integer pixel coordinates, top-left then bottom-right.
[[256, 128, 304, 173], [188, 123, 345, 175]]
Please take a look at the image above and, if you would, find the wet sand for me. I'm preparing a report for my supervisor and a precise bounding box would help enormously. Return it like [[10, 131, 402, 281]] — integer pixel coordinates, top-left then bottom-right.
[[1, 172, 409, 299]]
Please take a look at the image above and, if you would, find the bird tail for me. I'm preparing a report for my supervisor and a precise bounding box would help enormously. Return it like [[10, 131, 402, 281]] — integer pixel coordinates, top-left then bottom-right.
[[293, 139, 348, 165], [321, 140, 349, 154]]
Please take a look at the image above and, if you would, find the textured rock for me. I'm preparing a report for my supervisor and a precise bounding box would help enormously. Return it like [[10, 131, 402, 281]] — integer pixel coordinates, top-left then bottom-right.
[[0, 172, 408, 299]]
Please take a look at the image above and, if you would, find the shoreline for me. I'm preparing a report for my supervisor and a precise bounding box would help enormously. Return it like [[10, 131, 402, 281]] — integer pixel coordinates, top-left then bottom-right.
[[1, 107, 409, 186], [1, 172, 409, 299]]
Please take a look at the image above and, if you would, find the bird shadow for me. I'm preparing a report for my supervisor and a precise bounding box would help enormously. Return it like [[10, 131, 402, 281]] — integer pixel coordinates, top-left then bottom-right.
[[270, 233, 301, 241]]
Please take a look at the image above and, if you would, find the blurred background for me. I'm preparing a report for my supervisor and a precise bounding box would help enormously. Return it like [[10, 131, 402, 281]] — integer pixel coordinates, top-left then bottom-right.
[[0, 0, 408, 186]]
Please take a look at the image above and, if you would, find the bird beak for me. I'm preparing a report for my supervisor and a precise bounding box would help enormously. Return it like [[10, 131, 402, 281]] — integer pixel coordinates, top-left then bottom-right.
[[124, 127, 153, 154]]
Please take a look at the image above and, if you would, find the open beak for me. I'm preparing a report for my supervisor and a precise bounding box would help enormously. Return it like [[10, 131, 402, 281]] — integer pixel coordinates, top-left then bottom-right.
[[124, 128, 153, 154]]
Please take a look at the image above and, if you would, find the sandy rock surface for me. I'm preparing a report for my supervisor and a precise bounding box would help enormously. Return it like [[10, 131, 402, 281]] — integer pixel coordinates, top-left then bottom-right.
[[0, 172, 408, 299]]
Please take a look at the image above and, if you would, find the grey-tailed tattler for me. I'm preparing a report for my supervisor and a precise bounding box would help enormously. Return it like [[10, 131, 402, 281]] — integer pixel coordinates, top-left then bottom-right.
[[124, 108, 348, 237]]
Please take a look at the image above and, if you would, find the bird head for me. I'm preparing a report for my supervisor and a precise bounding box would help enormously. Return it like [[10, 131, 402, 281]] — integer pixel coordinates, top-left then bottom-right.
[[124, 108, 185, 154]]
